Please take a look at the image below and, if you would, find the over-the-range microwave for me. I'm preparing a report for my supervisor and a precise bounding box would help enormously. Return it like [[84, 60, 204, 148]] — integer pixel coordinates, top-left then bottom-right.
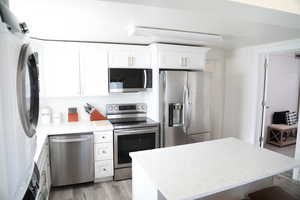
[[108, 68, 152, 93]]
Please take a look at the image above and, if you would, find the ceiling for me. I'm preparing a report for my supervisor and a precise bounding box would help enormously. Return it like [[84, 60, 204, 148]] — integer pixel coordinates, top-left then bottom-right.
[[9, 0, 300, 49]]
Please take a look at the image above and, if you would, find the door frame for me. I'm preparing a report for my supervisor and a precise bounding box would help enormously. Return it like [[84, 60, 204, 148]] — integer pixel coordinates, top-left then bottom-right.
[[255, 40, 300, 180], [258, 55, 270, 148]]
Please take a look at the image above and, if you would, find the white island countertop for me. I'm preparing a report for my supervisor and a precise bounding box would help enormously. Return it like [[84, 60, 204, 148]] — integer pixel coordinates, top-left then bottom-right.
[[130, 137, 300, 200]]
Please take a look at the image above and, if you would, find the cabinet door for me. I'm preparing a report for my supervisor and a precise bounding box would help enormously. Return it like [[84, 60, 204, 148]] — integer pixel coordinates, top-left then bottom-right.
[[184, 51, 206, 69], [80, 44, 108, 96], [131, 47, 151, 68], [159, 51, 184, 69], [108, 45, 150, 68], [42, 42, 80, 97], [156, 44, 209, 70]]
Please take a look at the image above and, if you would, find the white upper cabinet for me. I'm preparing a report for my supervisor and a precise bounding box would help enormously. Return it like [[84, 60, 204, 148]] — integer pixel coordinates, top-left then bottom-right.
[[151, 44, 209, 70], [79, 44, 109, 96], [41, 41, 109, 98], [108, 45, 151, 68], [42, 41, 81, 97]]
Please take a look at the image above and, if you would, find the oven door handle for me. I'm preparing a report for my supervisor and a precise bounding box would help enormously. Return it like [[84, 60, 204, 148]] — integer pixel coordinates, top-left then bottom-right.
[[114, 128, 159, 135]]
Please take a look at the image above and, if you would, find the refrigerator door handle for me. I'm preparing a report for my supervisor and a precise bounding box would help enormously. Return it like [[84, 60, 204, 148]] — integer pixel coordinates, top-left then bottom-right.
[[187, 86, 192, 130], [183, 86, 189, 134]]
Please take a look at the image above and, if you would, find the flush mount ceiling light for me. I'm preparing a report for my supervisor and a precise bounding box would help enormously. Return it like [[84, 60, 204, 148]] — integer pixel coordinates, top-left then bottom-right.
[[128, 26, 223, 43]]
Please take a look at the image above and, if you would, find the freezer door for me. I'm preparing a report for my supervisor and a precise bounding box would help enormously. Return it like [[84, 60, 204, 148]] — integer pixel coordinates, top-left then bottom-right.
[[160, 71, 188, 147], [187, 71, 211, 135]]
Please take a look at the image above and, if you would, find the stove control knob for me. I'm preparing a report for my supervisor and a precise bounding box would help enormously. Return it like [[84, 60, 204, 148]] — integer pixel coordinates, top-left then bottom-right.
[[108, 105, 113, 111], [114, 106, 118, 111], [141, 105, 146, 111]]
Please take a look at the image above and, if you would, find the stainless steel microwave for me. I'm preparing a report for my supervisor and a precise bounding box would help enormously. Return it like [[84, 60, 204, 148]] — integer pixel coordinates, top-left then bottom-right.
[[109, 68, 152, 93]]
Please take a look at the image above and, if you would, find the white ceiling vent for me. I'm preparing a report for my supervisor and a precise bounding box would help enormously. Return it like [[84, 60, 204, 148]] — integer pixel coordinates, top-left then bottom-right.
[[128, 26, 223, 44]]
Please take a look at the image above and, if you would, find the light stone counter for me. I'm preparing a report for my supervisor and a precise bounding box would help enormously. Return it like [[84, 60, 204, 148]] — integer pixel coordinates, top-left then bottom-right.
[[130, 137, 300, 200]]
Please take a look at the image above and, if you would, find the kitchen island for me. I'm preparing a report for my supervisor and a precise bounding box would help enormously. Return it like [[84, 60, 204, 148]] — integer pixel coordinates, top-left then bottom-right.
[[130, 138, 300, 200]]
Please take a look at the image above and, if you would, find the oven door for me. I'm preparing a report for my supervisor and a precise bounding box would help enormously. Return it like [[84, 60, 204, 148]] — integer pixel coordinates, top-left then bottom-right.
[[109, 68, 152, 93], [114, 127, 159, 169]]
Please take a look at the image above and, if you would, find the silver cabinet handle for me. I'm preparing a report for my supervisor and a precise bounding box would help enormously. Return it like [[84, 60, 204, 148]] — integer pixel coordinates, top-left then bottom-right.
[[181, 57, 185, 67], [128, 56, 134, 66], [128, 56, 131, 66], [131, 56, 134, 66]]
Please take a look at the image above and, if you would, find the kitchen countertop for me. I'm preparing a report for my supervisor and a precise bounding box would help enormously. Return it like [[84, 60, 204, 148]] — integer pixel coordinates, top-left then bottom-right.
[[130, 137, 300, 200], [34, 120, 113, 162]]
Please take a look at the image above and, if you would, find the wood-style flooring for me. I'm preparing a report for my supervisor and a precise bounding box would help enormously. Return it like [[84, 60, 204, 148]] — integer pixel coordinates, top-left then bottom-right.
[[265, 143, 296, 158], [50, 176, 300, 200], [49, 180, 132, 200]]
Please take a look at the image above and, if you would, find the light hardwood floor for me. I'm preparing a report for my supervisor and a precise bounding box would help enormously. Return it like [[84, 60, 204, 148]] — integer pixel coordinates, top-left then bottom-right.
[[49, 180, 132, 200]]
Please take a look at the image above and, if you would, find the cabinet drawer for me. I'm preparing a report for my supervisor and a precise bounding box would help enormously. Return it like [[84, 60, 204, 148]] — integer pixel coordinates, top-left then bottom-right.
[[94, 131, 113, 143], [95, 160, 113, 178], [94, 143, 113, 161]]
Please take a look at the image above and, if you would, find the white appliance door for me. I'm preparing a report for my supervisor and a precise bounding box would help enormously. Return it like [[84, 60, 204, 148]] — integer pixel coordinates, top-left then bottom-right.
[[0, 37, 39, 200]]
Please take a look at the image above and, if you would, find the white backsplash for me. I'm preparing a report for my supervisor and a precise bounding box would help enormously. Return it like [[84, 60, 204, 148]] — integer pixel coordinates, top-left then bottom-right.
[[39, 92, 152, 123]]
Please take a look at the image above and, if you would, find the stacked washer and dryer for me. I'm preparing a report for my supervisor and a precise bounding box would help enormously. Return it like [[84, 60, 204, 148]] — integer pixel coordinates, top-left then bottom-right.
[[0, 2, 40, 200]]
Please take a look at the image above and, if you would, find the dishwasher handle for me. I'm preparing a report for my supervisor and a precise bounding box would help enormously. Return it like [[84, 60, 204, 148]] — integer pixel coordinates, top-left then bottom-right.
[[50, 137, 91, 143]]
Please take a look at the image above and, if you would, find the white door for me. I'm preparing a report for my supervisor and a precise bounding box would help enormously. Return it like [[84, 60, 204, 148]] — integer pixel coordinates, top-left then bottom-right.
[[80, 44, 109, 96], [42, 42, 80, 97]]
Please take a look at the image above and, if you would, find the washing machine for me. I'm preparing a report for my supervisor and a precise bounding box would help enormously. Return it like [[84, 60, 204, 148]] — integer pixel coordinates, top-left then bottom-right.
[[0, 2, 40, 200]]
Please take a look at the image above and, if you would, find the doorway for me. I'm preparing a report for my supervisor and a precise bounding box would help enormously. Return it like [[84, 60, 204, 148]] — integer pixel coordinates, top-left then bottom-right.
[[259, 50, 300, 178]]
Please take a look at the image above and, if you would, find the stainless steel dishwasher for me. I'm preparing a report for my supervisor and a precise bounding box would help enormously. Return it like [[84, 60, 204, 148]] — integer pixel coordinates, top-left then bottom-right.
[[49, 133, 94, 186]]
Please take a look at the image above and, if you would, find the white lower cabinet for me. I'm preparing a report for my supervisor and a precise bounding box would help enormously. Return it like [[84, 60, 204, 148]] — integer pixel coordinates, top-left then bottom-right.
[[95, 143, 113, 161], [95, 160, 114, 179], [94, 131, 114, 182]]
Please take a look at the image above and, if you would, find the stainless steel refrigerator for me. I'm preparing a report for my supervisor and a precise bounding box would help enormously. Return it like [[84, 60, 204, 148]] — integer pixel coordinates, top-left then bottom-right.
[[160, 70, 211, 147]]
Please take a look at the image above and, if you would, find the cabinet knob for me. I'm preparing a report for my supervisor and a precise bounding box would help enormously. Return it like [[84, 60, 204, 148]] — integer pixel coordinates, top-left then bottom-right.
[[102, 150, 107, 154], [102, 136, 106, 139], [103, 168, 106, 171]]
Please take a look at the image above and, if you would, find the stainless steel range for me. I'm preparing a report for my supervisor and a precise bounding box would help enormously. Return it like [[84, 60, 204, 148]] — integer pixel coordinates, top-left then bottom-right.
[[106, 103, 160, 180]]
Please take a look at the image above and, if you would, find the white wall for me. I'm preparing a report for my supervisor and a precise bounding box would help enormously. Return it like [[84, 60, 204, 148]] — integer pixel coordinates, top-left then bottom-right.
[[223, 39, 300, 180], [39, 93, 152, 123], [223, 42, 300, 145], [223, 47, 259, 144], [264, 53, 300, 135], [207, 49, 226, 140]]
